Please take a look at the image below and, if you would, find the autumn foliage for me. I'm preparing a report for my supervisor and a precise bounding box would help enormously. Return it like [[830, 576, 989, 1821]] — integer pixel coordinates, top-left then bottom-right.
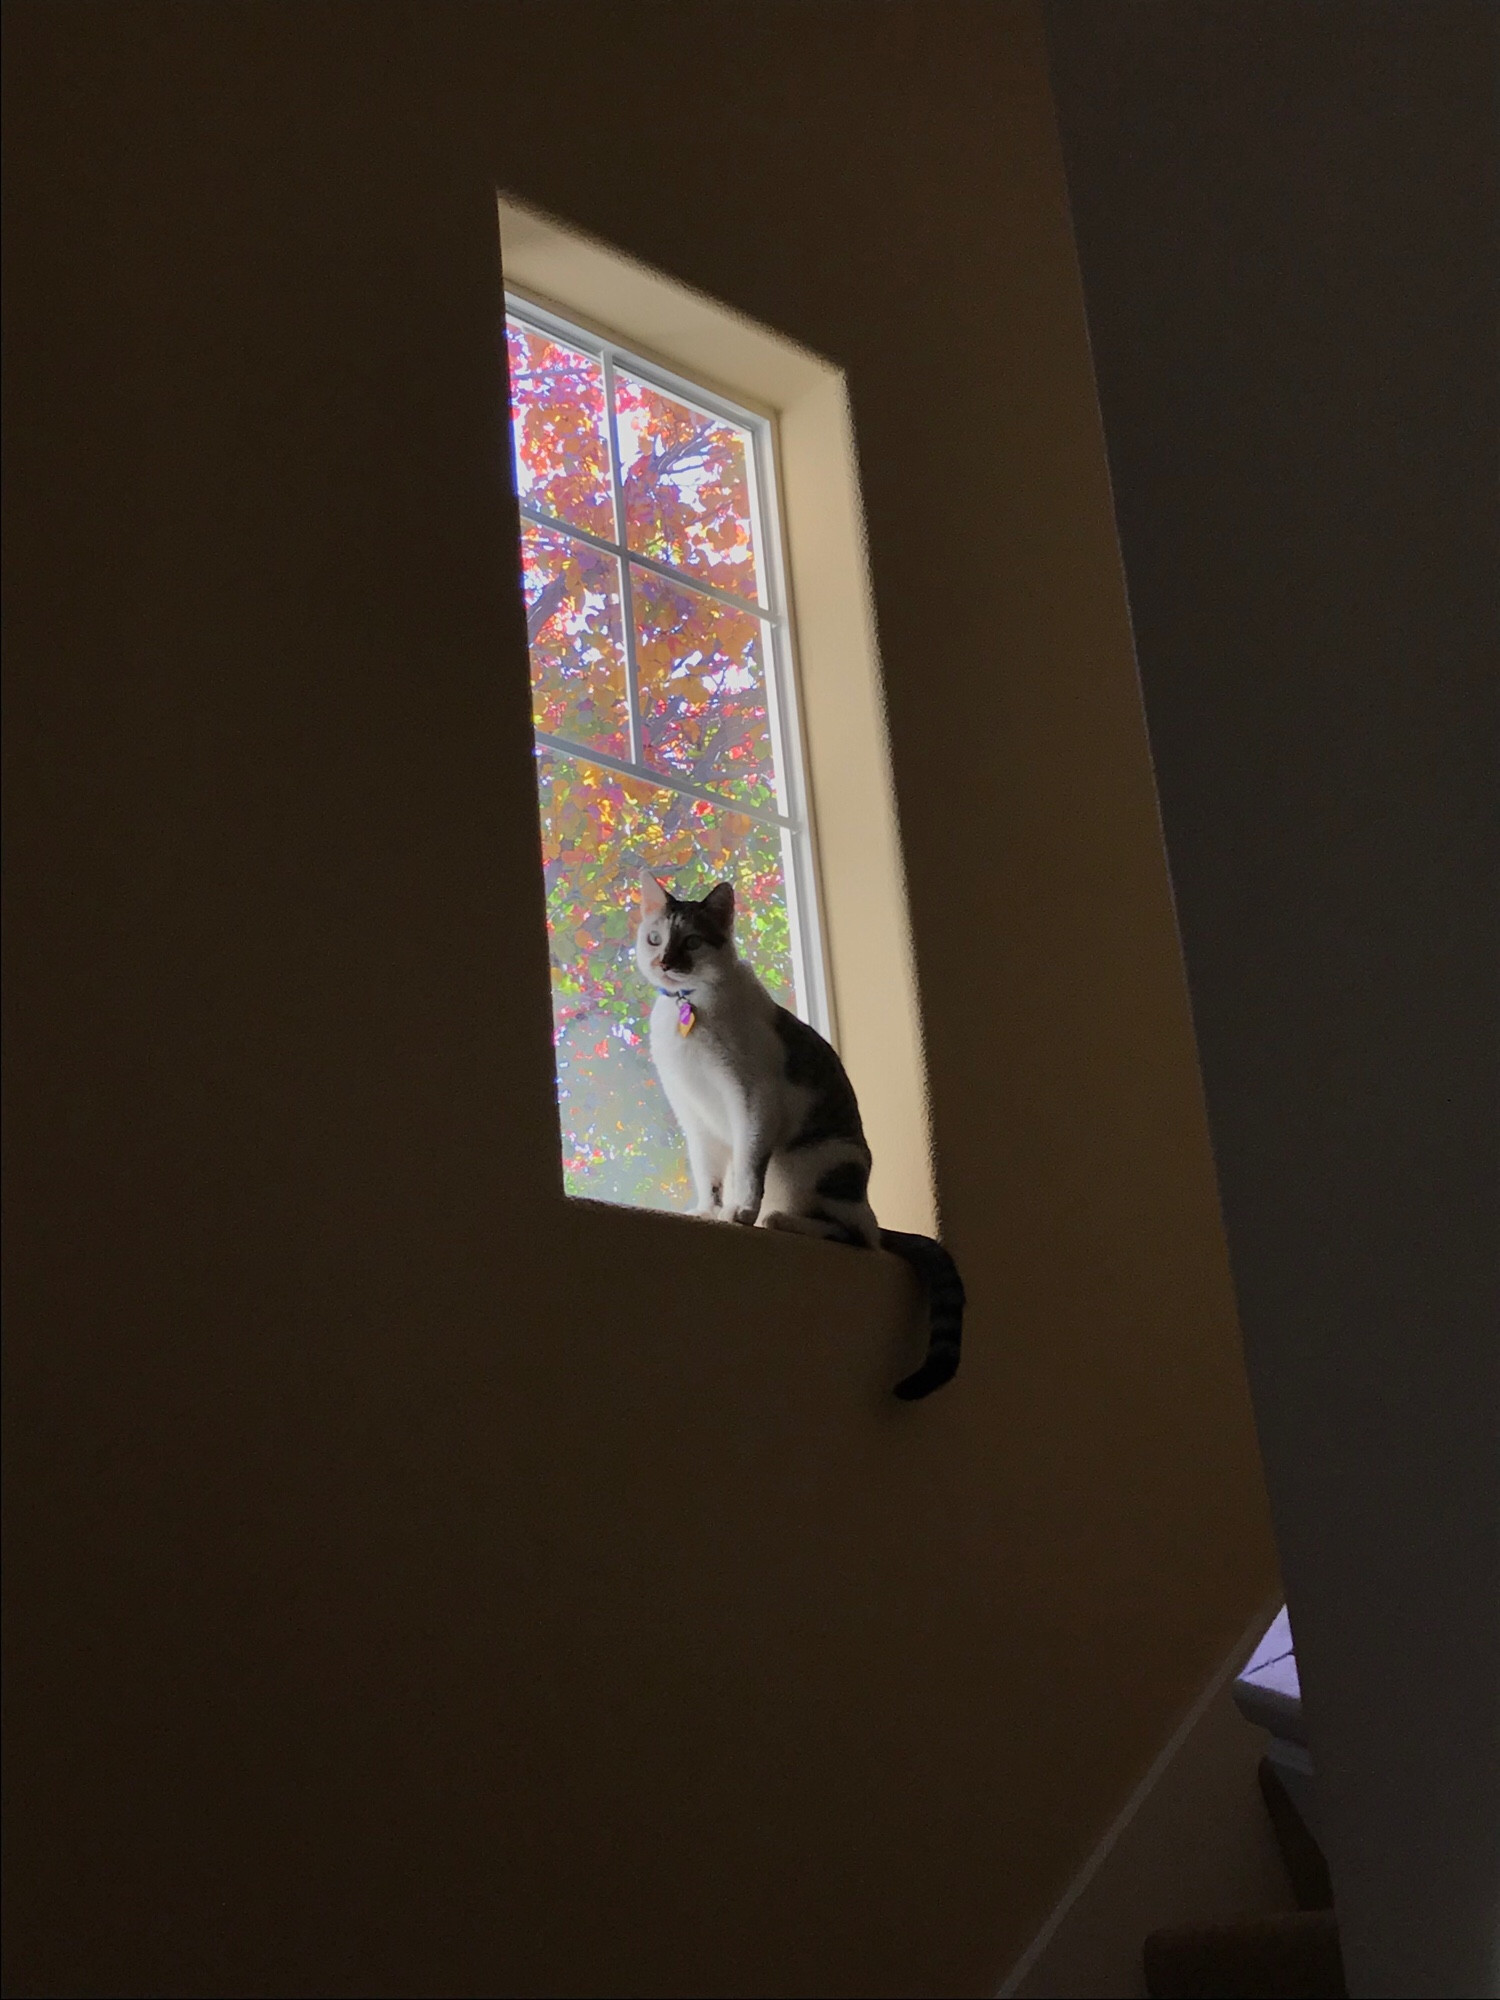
[[507, 315, 798, 1207]]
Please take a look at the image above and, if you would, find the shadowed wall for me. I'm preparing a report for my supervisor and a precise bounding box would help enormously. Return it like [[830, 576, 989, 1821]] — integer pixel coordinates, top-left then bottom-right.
[[3, 5, 1275, 1993], [1047, 7, 1499, 1990]]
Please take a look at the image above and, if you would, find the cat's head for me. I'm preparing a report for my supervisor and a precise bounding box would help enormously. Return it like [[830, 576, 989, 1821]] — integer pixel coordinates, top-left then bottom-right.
[[636, 874, 736, 995]]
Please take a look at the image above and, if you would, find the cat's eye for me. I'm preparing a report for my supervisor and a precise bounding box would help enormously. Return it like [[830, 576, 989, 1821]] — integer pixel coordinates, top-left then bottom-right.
[[647, 931, 661, 946]]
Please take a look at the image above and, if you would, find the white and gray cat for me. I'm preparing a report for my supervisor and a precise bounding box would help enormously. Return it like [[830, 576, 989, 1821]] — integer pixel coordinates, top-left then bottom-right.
[[637, 872, 963, 1399]]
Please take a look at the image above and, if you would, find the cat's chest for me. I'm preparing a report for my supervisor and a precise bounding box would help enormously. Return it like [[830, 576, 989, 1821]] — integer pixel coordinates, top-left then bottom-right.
[[652, 998, 727, 1070], [650, 996, 762, 1099]]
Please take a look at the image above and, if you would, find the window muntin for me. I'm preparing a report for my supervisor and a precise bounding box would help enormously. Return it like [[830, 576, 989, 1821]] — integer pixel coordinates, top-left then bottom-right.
[[506, 296, 824, 1211]]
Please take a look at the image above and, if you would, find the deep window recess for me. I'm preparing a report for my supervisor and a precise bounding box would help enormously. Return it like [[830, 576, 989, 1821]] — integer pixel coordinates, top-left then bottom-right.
[[505, 295, 825, 1211]]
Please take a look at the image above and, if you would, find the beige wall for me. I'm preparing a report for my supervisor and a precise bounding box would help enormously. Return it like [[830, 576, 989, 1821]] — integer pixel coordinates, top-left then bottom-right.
[[1005, 1603, 1290, 1997], [3, 5, 1277, 1994]]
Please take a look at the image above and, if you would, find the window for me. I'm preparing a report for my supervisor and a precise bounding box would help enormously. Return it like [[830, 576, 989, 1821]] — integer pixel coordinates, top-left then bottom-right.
[[497, 197, 936, 1238], [505, 296, 825, 1211]]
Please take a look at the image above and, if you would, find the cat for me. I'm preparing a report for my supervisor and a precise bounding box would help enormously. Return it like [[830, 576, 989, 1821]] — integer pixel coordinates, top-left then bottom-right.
[[637, 872, 963, 1399]]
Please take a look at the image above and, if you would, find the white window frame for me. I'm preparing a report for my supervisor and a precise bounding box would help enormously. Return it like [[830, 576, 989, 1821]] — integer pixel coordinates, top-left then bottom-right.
[[506, 290, 831, 1037]]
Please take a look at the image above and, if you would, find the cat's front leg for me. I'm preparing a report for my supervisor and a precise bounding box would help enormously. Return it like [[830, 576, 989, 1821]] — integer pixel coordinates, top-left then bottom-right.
[[726, 1108, 774, 1227], [685, 1130, 728, 1218]]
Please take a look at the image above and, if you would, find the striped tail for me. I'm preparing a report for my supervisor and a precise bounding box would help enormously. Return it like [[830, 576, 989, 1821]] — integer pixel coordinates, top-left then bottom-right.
[[879, 1229, 965, 1400]]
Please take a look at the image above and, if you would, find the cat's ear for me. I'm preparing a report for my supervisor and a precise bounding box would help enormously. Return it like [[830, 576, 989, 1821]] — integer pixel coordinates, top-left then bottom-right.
[[639, 872, 669, 919], [702, 881, 736, 932]]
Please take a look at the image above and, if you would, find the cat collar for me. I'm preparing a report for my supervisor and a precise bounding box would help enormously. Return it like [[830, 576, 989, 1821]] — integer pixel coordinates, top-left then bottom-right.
[[659, 985, 697, 1036]]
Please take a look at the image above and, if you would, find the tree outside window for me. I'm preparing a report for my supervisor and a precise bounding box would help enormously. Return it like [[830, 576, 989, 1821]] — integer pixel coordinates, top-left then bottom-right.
[[506, 300, 821, 1209]]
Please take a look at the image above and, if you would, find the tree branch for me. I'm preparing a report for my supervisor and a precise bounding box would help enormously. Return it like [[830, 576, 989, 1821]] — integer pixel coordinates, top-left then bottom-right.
[[527, 570, 570, 645]]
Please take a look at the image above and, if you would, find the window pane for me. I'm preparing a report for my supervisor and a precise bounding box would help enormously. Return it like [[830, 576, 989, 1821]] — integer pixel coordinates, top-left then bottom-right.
[[632, 566, 777, 812], [522, 522, 629, 758], [537, 747, 797, 1208], [506, 320, 614, 538], [616, 371, 760, 601]]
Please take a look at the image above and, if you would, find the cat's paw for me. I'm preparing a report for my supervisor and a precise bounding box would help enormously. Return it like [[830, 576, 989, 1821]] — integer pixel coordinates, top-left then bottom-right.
[[731, 1204, 760, 1227]]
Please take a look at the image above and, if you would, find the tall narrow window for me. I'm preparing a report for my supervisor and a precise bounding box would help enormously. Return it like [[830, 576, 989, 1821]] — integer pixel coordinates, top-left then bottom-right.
[[505, 296, 825, 1212]]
